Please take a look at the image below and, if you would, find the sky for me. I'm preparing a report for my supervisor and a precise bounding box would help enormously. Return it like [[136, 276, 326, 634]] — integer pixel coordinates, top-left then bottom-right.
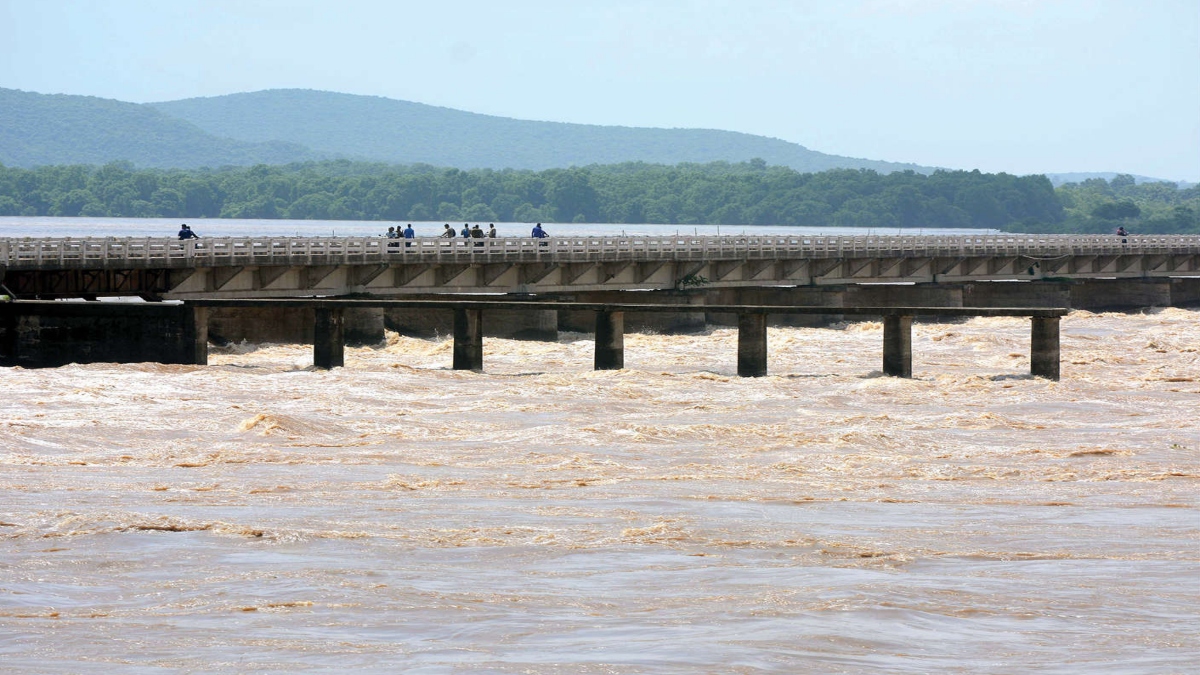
[[2, 0, 1197, 181]]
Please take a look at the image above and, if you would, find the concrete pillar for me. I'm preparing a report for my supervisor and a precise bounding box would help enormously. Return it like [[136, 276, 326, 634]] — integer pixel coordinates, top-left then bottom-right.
[[314, 307, 345, 369], [1070, 279, 1171, 310], [453, 308, 483, 371], [882, 315, 913, 378], [184, 306, 209, 365], [737, 313, 768, 377], [594, 310, 624, 370], [1031, 316, 1060, 381], [0, 305, 18, 366]]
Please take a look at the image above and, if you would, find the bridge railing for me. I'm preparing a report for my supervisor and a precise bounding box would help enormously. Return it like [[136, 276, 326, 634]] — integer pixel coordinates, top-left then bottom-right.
[[3, 234, 1199, 268]]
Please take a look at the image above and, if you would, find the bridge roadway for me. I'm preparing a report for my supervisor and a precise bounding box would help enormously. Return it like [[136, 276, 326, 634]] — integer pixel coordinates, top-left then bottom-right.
[[2, 233, 1199, 299]]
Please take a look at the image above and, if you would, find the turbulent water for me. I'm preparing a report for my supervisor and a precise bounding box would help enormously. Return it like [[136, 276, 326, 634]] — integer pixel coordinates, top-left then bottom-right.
[[1, 310, 1197, 673]]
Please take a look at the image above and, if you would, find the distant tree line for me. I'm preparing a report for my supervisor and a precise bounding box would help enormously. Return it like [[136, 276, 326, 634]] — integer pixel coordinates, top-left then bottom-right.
[[0, 159, 1195, 233]]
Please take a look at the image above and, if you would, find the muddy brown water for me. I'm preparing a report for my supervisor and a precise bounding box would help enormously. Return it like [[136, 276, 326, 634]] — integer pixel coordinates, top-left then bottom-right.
[[2, 310, 1197, 673]]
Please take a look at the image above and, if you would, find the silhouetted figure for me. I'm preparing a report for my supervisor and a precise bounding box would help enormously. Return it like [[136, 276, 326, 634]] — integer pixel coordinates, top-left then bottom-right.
[[177, 224, 199, 240]]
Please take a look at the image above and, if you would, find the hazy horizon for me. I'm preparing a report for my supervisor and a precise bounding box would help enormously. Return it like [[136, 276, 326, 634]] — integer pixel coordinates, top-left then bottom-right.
[[1, 0, 1197, 181]]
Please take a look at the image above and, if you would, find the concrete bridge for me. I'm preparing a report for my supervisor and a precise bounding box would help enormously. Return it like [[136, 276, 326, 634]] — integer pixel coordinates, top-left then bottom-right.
[[3, 233, 1198, 299], [1, 298, 1068, 380]]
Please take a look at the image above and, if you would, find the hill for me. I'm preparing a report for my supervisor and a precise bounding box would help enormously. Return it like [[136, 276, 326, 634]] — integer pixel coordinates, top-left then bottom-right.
[[0, 88, 318, 169], [1045, 172, 1193, 188], [150, 89, 935, 173]]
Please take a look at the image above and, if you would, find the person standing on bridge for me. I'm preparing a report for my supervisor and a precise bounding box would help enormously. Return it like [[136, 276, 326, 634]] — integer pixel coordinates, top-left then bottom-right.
[[177, 224, 199, 240], [488, 224, 497, 238], [403, 224, 415, 247], [461, 224, 471, 238], [441, 224, 455, 238], [531, 223, 547, 238]]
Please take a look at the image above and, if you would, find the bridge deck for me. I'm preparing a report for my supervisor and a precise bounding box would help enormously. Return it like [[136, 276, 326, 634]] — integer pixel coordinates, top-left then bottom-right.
[[4, 234, 1199, 270], [187, 297, 1069, 318]]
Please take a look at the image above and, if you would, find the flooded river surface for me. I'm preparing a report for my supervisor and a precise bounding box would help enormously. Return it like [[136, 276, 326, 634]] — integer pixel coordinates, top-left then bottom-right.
[[1, 310, 1197, 673]]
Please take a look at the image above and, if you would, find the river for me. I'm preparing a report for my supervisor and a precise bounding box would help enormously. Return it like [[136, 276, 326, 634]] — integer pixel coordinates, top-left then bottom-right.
[[1, 304, 1197, 672]]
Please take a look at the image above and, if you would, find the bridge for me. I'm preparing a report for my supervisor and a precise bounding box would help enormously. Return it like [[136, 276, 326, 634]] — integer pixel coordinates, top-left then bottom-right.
[[3, 233, 1198, 299], [2, 298, 1068, 380]]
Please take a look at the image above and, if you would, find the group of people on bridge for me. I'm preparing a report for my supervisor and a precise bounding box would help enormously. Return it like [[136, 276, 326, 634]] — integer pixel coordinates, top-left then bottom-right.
[[405, 223, 550, 241]]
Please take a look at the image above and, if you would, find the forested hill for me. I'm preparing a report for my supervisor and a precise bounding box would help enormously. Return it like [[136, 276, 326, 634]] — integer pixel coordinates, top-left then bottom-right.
[[150, 89, 933, 173], [0, 88, 318, 169]]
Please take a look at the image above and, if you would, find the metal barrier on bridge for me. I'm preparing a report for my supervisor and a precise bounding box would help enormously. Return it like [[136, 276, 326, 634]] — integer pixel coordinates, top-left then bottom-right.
[[4, 234, 1199, 269]]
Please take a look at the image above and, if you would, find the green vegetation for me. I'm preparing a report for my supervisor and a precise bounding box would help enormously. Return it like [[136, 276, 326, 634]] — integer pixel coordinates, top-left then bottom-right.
[[3, 87, 932, 174], [150, 89, 934, 173], [0, 159, 1057, 228], [0, 88, 318, 169], [1, 159, 1192, 233], [1044, 175, 1200, 234]]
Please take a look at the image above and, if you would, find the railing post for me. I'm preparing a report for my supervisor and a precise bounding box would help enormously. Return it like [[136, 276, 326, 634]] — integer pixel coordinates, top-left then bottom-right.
[[882, 314, 913, 378], [314, 307, 345, 369], [453, 308, 483, 372], [737, 313, 768, 377], [1031, 316, 1060, 380], [594, 310, 624, 370]]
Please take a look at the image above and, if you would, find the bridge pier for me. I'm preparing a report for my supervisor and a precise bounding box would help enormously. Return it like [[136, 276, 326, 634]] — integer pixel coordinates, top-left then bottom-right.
[[186, 306, 209, 366], [314, 308, 345, 369], [1031, 316, 1060, 381], [594, 310, 624, 370], [882, 315, 913, 378], [738, 313, 768, 377], [453, 308, 484, 371]]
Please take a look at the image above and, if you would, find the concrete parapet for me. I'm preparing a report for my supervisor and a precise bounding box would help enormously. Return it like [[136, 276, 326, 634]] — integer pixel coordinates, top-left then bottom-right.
[[1069, 279, 1172, 311], [705, 287, 845, 327], [963, 281, 1072, 308], [385, 306, 557, 340], [209, 306, 385, 346], [1171, 278, 1200, 307], [558, 290, 707, 334], [847, 284, 962, 310]]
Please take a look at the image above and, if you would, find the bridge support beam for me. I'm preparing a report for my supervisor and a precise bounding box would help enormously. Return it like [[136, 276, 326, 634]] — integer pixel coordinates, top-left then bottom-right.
[[594, 310, 624, 370], [1031, 316, 1060, 381], [185, 306, 209, 365], [882, 315, 913, 378], [453, 308, 483, 372], [737, 313, 768, 377], [314, 308, 345, 369]]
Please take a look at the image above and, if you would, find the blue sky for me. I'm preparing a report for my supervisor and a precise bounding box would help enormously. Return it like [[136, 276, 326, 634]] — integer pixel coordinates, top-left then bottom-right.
[[2, 0, 1197, 180]]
